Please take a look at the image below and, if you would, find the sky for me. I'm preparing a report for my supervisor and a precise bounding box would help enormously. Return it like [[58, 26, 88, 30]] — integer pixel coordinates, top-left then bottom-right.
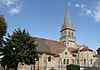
[[0, 0, 100, 51]]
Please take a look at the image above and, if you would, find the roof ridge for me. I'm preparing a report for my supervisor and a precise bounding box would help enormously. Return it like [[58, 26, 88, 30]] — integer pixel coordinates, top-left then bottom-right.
[[34, 36, 63, 43]]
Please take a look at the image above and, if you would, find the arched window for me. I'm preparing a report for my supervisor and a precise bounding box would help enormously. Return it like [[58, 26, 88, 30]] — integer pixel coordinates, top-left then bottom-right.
[[48, 56, 51, 62], [63, 59, 66, 64], [84, 59, 86, 66], [67, 59, 69, 64], [90, 59, 92, 65]]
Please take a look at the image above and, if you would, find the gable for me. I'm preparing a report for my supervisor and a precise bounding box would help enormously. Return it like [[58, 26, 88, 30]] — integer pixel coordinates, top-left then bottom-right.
[[60, 48, 73, 57]]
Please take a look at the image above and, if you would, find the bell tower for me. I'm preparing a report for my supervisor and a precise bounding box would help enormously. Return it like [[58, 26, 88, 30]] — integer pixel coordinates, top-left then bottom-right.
[[60, 7, 76, 47]]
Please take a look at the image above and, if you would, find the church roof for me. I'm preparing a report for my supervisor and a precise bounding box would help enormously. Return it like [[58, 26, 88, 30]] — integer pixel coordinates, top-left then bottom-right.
[[61, 7, 74, 31], [67, 45, 93, 53], [34, 37, 66, 55], [33, 37, 93, 55], [67, 47, 79, 53]]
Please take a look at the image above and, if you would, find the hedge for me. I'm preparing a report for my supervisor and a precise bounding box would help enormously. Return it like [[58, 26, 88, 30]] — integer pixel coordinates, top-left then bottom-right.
[[66, 64, 80, 70]]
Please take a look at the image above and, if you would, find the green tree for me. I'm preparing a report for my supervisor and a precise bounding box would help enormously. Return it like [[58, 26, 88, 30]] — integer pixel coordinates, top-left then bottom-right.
[[0, 15, 7, 46], [1, 29, 37, 70], [0, 15, 7, 70]]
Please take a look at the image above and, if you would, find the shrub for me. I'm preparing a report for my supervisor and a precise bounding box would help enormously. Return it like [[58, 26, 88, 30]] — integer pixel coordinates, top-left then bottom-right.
[[66, 64, 80, 70]]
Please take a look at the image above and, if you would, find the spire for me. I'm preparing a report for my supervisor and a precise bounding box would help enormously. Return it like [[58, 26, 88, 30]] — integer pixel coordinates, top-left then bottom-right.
[[60, 4, 76, 47], [61, 6, 74, 31]]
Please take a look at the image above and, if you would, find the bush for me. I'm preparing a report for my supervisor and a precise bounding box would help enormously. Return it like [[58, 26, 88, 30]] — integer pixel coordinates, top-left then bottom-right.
[[66, 64, 80, 70]]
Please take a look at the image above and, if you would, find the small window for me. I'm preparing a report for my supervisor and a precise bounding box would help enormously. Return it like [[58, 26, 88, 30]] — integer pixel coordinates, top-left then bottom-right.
[[90, 59, 92, 65], [65, 52, 67, 55], [63, 59, 66, 64], [48, 56, 51, 62], [84, 59, 86, 66], [67, 59, 69, 64]]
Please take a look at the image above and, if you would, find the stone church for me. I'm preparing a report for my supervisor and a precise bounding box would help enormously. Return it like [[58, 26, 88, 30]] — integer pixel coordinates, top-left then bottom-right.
[[18, 7, 97, 70]]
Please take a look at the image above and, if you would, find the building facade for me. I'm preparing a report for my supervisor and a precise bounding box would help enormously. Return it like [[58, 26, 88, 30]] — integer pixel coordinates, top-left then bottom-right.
[[17, 6, 97, 70]]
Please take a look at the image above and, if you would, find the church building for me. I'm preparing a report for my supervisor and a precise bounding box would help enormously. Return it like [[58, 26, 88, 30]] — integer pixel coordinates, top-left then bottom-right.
[[18, 6, 97, 70]]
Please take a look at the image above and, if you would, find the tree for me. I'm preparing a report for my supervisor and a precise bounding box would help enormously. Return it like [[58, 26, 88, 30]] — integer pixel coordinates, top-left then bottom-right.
[[0, 15, 7, 70], [0, 15, 7, 46], [1, 29, 38, 70]]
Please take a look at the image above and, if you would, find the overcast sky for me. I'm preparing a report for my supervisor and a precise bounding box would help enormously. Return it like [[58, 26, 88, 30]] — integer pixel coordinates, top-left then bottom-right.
[[0, 0, 100, 51]]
